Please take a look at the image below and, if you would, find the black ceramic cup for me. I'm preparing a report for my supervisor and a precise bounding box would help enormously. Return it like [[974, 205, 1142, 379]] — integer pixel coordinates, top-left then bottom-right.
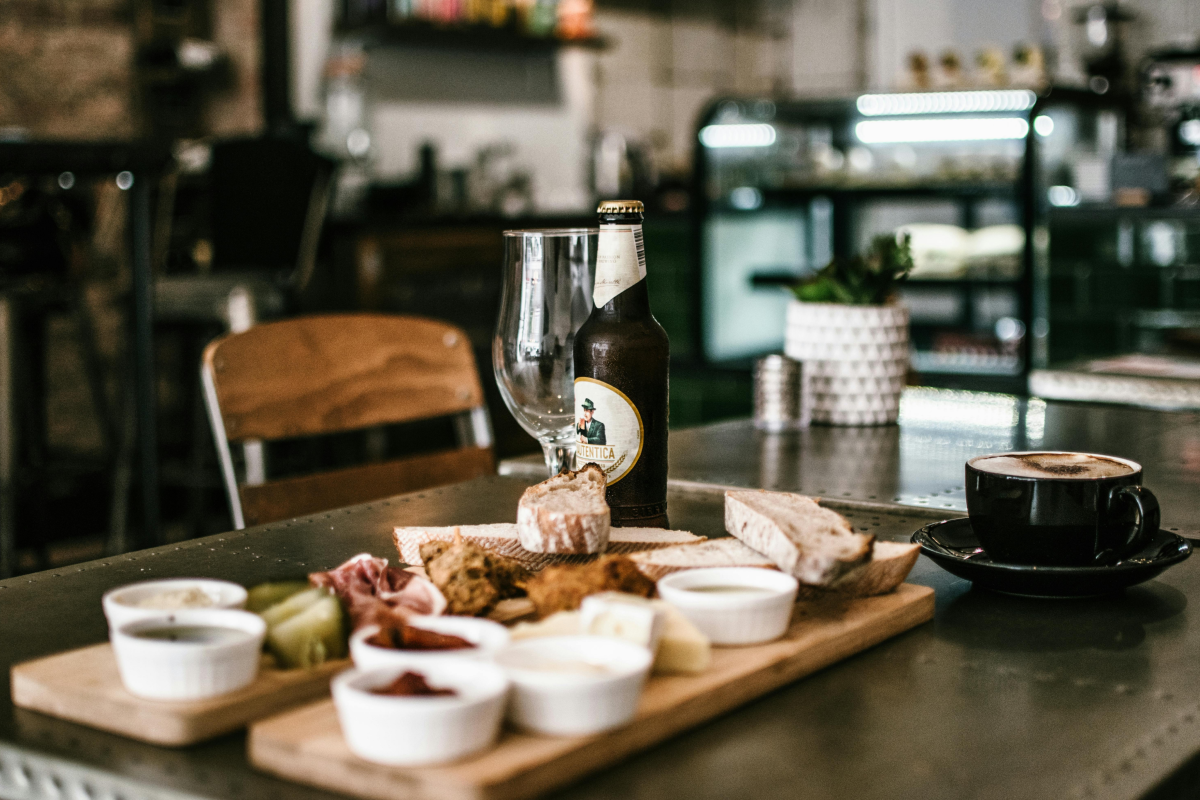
[[965, 451, 1160, 566]]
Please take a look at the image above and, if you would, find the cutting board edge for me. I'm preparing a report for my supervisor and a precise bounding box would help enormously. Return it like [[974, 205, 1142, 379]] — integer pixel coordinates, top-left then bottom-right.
[[10, 644, 349, 747], [477, 583, 936, 800], [248, 583, 936, 800]]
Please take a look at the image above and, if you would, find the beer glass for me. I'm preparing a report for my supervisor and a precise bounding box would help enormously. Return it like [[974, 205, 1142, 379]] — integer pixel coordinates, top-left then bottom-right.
[[494, 229, 597, 477]]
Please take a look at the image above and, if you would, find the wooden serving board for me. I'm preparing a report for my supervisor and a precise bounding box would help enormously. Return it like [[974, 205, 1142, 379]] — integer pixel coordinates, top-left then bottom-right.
[[249, 583, 934, 800], [11, 644, 349, 747]]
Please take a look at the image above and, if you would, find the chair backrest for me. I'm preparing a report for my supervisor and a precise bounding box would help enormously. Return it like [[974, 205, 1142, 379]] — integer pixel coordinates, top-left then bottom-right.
[[201, 313, 494, 528], [209, 137, 334, 291]]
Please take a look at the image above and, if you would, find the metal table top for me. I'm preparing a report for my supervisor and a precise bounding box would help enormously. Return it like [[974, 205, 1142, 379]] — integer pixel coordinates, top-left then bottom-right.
[[502, 387, 1200, 537], [1, 471, 1199, 800]]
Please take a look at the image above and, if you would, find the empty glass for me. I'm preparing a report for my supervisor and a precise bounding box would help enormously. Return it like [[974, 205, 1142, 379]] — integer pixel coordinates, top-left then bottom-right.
[[493, 229, 597, 477]]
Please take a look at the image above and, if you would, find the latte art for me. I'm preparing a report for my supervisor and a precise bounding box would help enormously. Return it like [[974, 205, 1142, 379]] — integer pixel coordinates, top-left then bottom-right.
[[972, 452, 1135, 480]]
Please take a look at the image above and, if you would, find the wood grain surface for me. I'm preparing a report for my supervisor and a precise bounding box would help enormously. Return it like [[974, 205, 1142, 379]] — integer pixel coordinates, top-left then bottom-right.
[[11, 644, 348, 747], [249, 584, 935, 800], [203, 314, 485, 442], [240, 447, 495, 526]]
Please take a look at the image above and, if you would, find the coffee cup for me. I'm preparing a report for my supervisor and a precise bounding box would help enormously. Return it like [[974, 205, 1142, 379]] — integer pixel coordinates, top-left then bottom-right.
[[965, 451, 1160, 566]]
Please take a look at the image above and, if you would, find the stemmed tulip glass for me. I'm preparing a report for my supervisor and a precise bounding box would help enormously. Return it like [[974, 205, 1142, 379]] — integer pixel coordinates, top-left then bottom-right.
[[493, 229, 597, 477]]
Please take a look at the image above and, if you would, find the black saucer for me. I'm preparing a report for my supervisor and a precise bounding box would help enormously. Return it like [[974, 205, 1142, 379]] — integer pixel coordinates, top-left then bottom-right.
[[912, 518, 1191, 598]]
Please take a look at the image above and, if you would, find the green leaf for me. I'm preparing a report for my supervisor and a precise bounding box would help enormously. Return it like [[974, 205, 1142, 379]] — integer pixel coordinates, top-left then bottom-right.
[[790, 233, 912, 305]]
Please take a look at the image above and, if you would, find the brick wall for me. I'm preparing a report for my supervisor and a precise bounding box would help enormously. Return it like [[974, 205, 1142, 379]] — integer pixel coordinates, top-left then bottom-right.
[[0, 0, 262, 140], [0, 0, 138, 138]]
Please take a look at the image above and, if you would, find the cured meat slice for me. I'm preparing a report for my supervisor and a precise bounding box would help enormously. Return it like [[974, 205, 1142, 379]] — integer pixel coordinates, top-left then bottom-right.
[[310, 553, 446, 630]]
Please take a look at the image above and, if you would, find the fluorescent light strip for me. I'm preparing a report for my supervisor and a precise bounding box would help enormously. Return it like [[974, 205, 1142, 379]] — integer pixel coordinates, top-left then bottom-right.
[[855, 117, 1030, 143], [699, 123, 777, 148], [856, 90, 1037, 117]]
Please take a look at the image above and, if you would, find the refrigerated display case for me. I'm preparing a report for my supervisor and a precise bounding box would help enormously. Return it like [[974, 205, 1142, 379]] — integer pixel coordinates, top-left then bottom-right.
[[693, 87, 1126, 392]]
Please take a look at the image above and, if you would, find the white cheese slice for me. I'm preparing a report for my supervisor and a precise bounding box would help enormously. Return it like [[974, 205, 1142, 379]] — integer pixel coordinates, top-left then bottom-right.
[[508, 598, 710, 675], [580, 592, 665, 653]]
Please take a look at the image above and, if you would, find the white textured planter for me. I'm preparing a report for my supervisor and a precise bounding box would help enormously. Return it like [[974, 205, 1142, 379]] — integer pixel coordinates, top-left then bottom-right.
[[784, 301, 909, 426]]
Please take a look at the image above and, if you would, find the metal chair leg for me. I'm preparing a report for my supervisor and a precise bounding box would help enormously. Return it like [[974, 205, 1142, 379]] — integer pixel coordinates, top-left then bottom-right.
[[106, 378, 136, 556], [0, 293, 15, 577]]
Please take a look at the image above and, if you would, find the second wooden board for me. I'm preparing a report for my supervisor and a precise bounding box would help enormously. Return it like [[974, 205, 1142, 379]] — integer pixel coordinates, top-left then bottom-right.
[[250, 583, 935, 800], [11, 644, 347, 747]]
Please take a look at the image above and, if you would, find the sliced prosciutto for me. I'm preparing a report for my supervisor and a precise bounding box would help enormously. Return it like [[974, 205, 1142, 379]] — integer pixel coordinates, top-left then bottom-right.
[[310, 553, 446, 630]]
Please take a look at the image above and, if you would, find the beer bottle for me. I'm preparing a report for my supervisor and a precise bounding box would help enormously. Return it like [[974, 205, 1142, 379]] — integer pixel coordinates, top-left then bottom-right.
[[573, 200, 669, 527]]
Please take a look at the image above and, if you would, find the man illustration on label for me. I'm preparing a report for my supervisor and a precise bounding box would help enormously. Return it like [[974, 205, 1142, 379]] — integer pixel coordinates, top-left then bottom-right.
[[577, 398, 607, 444]]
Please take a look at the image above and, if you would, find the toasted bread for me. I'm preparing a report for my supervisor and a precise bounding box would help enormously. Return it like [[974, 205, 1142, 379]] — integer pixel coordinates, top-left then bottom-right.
[[517, 464, 610, 554], [724, 489, 873, 585]]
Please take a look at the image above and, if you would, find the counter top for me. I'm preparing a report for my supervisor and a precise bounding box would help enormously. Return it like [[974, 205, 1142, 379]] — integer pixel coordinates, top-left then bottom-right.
[[503, 387, 1200, 537], [4, 388, 1200, 800]]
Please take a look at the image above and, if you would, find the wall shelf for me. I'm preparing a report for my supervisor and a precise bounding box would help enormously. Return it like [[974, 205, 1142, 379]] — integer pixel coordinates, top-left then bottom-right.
[[338, 19, 605, 52]]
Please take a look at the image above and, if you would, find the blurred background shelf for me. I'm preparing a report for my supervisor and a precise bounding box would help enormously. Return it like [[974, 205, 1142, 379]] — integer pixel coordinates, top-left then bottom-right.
[[339, 20, 606, 51]]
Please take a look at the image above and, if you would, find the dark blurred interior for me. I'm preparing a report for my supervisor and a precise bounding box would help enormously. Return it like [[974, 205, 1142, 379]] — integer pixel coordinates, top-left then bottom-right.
[[1, 0, 1199, 574]]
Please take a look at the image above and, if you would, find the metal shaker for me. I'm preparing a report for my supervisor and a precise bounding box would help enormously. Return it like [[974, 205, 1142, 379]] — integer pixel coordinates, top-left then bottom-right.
[[753, 355, 810, 432]]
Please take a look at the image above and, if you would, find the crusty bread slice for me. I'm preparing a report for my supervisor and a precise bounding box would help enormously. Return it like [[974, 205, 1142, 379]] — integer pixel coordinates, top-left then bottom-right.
[[725, 489, 873, 586], [796, 541, 921, 599], [517, 464, 610, 554], [394, 523, 702, 570], [630, 537, 778, 581]]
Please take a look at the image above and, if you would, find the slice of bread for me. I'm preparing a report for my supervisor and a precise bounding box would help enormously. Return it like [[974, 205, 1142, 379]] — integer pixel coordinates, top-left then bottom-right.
[[796, 541, 921, 599], [394, 523, 702, 571], [517, 464, 610, 554], [725, 489, 874, 586], [629, 538, 778, 581]]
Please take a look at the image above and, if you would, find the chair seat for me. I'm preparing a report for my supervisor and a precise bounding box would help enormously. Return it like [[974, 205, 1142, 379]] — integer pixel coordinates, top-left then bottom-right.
[[238, 446, 494, 527]]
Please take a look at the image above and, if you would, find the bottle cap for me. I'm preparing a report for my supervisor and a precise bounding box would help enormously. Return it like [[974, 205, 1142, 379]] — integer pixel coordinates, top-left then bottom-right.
[[597, 200, 644, 214]]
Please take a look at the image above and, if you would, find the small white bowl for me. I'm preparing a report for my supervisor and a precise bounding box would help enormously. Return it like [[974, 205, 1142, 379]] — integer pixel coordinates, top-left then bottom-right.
[[111, 609, 266, 701], [657, 567, 799, 646], [495, 635, 652, 736], [349, 616, 510, 670], [332, 662, 509, 766], [103, 578, 248, 631]]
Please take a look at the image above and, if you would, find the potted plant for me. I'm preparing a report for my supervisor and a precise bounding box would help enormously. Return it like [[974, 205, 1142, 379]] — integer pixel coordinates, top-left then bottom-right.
[[785, 234, 913, 425]]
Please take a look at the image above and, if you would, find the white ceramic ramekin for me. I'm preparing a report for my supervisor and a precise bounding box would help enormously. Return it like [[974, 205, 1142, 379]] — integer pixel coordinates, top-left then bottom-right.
[[103, 578, 248, 631], [495, 635, 653, 736], [349, 616, 510, 671], [111, 609, 266, 701], [657, 567, 799, 646], [332, 661, 509, 766]]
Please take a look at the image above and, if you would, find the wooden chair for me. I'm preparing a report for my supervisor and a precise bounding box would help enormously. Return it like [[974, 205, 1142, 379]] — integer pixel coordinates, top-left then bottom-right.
[[201, 314, 494, 528]]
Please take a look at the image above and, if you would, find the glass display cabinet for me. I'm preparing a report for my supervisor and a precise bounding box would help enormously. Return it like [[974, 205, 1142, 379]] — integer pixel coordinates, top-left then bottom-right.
[[693, 87, 1126, 391]]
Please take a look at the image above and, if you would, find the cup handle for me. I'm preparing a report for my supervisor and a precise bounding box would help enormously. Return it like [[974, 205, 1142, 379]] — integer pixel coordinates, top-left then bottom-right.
[[1107, 484, 1161, 561]]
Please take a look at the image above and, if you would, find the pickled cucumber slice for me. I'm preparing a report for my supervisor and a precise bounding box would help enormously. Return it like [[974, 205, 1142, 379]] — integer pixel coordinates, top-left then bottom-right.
[[266, 593, 347, 669], [246, 581, 311, 613], [258, 587, 326, 628]]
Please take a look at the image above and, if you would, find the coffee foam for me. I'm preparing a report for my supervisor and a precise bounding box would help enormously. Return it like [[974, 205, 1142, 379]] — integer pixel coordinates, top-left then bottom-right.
[[972, 453, 1135, 480]]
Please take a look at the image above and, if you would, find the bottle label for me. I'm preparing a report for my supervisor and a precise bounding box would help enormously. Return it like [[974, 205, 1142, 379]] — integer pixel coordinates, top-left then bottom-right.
[[574, 377, 643, 485], [593, 223, 646, 307]]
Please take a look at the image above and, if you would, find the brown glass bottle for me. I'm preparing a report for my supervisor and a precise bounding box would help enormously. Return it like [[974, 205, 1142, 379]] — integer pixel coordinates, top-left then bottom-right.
[[573, 200, 669, 527]]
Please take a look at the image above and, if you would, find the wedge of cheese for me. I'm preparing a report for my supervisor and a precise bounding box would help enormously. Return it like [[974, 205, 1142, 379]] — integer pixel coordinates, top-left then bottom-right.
[[653, 601, 711, 674], [510, 598, 710, 675]]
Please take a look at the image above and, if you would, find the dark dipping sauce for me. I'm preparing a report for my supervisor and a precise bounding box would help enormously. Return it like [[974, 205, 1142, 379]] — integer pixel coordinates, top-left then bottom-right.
[[133, 625, 250, 645], [366, 624, 475, 652], [371, 671, 457, 697]]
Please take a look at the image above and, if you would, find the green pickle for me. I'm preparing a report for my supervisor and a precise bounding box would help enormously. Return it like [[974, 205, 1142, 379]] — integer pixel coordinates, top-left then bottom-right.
[[264, 592, 347, 669], [257, 587, 326, 628], [245, 580, 311, 613]]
